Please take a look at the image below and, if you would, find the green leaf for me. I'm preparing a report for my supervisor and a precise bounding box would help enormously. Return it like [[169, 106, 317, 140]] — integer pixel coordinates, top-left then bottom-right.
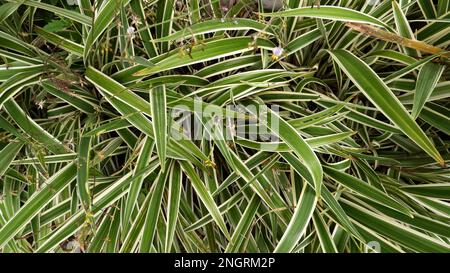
[[179, 161, 231, 239], [0, 141, 23, 177], [164, 162, 182, 252], [150, 85, 168, 169], [324, 166, 412, 216], [156, 18, 275, 42], [155, 0, 175, 52], [274, 183, 317, 253], [140, 162, 171, 252], [3, 99, 68, 155], [260, 6, 390, 28], [400, 183, 450, 199], [35, 27, 84, 56], [20, 0, 92, 25], [0, 2, 20, 24], [411, 62, 445, 119], [225, 194, 260, 253], [281, 153, 362, 239], [392, 0, 418, 57], [417, 0, 437, 19], [85, 66, 208, 165], [263, 104, 323, 196], [328, 49, 444, 166], [133, 37, 274, 76], [341, 200, 450, 253], [84, 0, 131, 61], [36, 160, 160, 253], [129, 0, 157, 57], [42, 18, 71, 33], [0, 163, 77, 248], [312, 211, 338, 253], [123, 137, 155, 233], [77, 136, 92, 212], [0, 71, 42, 108], [235, 131, 355, 152], [41, 81, 94, 113], [420, 103, 450, 135]]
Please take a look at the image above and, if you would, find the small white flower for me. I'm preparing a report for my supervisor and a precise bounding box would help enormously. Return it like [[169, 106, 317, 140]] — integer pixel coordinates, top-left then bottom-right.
[[66, 0, 78, 6], [271, 46, 284, 61], [127, 26, 135, 35], [272, 46, 283, 56], [127, 26, 136, 39], [36, 100, 45, 109]]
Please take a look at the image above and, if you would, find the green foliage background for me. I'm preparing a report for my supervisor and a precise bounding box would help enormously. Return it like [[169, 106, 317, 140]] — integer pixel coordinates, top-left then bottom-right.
[[0, 0, 449, 253]]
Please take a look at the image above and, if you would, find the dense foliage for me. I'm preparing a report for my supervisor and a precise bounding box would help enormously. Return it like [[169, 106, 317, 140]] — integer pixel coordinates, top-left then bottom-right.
[[0, 0, 449, 253]]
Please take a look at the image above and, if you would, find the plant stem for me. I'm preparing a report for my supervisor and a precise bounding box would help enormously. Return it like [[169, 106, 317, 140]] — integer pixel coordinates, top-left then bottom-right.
[[346, 22, 450, 59]]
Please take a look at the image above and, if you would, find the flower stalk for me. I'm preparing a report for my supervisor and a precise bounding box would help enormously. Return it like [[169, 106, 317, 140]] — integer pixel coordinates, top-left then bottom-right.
[[346, 22, 450, 59]]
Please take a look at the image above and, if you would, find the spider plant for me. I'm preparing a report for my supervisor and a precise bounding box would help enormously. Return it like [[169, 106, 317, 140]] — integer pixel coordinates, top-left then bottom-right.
[[0, 0, 449, 253]]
